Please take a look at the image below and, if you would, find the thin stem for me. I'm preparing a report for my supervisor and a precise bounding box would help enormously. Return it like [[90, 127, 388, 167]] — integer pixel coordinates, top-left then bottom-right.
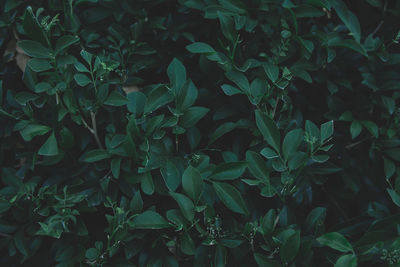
[[0, 232, 12, 238], [90, 111, 103, 149], [345, 136, 371, 150]]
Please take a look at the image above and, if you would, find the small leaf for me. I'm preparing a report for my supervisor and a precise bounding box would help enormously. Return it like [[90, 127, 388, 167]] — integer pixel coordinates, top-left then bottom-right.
[[213, 182, 248, 215], [383, 157, 396, 179], [260, 147, 279, 159], [105, 91, 128, 106], [263, 62, 279, 82], [225, 71, 250, 93], [27, 58, 52, 72], [19, 123, 51, 141], [38, 132, 58, 156], [255, 110, 280, 153], [170, 192, 195, 221], [74, 73, 92, 86], [221, 84, 242, 96], [350, 121, 362, 139], [317, 232, 353, 253], [161, 161, 181, 192], [132, 210, 170, 229], [387, 189, 400, 207], [55, 35, 79, 54], [186, 42, 216, 54], [320, 120, 334, 144], [182, 166, 204, 202], [80, 149, 111, 162], [180, 106, 209, 128], [334, 254, 357, 267], [361, 120, 378, 138]]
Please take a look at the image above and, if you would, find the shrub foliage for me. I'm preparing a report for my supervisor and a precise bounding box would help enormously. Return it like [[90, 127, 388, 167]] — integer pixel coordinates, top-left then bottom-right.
[[1, 0, 400, 266]]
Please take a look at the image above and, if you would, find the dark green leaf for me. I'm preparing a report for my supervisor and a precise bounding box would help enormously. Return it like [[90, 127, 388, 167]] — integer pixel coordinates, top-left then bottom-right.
[[80, 149, 111, 162], [213, 182, 248, 215], [170, 192, 195, 221], [182, 166, 204, 202], [38, 132, 58, 156], [17, 40, 52, 59], [209, 162, 247, 180], [132, 211, 170, 229], [255, 110, 281, 153], [280, 231, 300, 262], [334, 254, 357, 267], [317, 232, 353, 253]]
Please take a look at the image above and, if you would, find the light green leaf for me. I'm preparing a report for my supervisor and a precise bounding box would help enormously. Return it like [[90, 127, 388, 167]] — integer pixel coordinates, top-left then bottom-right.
[[221, 84, 242, 96], [320, 120, 334, 144]]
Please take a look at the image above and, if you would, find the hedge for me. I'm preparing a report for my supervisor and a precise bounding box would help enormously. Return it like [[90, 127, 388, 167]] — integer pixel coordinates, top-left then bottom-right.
[[1, 0, 400, 266]]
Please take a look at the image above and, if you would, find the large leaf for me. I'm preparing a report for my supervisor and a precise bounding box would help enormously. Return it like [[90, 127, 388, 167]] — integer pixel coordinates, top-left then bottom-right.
[[331, 0, 361, 43], [132, 211, 170, 229], [161, 161, 181, 192], [167, 58, 186, 95], [255, 110, 280, 153], [17, 40, 52, 58], [170, 192, 195, 221], [209, 162, 247, 180], [282, 129, 304, 160], [213, 182, 248, 215], [317, 232, 353, 253], [182, 166, 204, 202]]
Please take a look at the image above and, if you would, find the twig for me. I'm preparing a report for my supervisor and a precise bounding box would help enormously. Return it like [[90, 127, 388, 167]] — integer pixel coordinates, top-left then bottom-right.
[[345, 136, 371, 150], [272, 97, 280, 119], [90, 111, 103, 149], [81, 112, 103, 149], [371, 0, 388, 36], [0, 232, 12, 238]]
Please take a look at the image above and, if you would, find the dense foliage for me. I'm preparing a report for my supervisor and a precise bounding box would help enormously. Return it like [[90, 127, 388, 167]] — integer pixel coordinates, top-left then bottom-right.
[[1, 0, 400, 266]]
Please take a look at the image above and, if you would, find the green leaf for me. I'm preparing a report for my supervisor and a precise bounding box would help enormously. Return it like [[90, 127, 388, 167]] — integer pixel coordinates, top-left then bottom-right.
[[104, 91, 128, 106], [350, 121, 362, 139], [255, 110, 280, 153], [329, 39, 367, 57], [288, 151, 307, 170], [209, 162, 247, 180], [170, 192, 195, 221], [0, 200, 11, 213], [180, 232, 196, 255], [167, 58, 186, 95], [282, 129, 304, 160], [221, 84, 242, 96], [186, 42, 216, 54], [246, 151, 270, 181], [280, 231, 300, 262], [127, 91, 147, 116], [27, 58, 52, 72], [161, 161, 181, 192], [263, 62, 279, 82], [317, 232, 353, 253], [74, 62, 90, 73], [320, 120, 334, 144], [141, 172, 154, 195], [111, 158, 122, 178], [254, 253, 282, 267], [385, 148, 400, 162], [213, 182, 248, 215], [132, 210, 170, 229], [383, 157, 396, 179], [180, 106, 209, 128], [85, 248, 99, 261], [260, 147, 279, 159], [17, 40, 52, 58], [217, 11, 237, 43], [19, 123, 51, 141], [334, 254, 357, 267], [177, 80, 198, 111], [331, 0, 361, 43], [22, 6, 48, 46], [226, 71, 250, 93], [80, 149, 111, 162], [55, 35, 79, 54], [74, 73, 92, 86], [387, 189, 400, 207], [209, 122, 236, 145], [261, 209, 276, 236], [361, 120, 378, 138], [182, 166, 204, 202], [15, 92, 39, 106], [38, 132, 58, 156], [304, 207, 326, 234]]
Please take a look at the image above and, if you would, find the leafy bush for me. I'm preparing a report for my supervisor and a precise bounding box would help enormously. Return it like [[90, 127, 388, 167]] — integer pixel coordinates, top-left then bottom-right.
[[1, 0, 400, 266]]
